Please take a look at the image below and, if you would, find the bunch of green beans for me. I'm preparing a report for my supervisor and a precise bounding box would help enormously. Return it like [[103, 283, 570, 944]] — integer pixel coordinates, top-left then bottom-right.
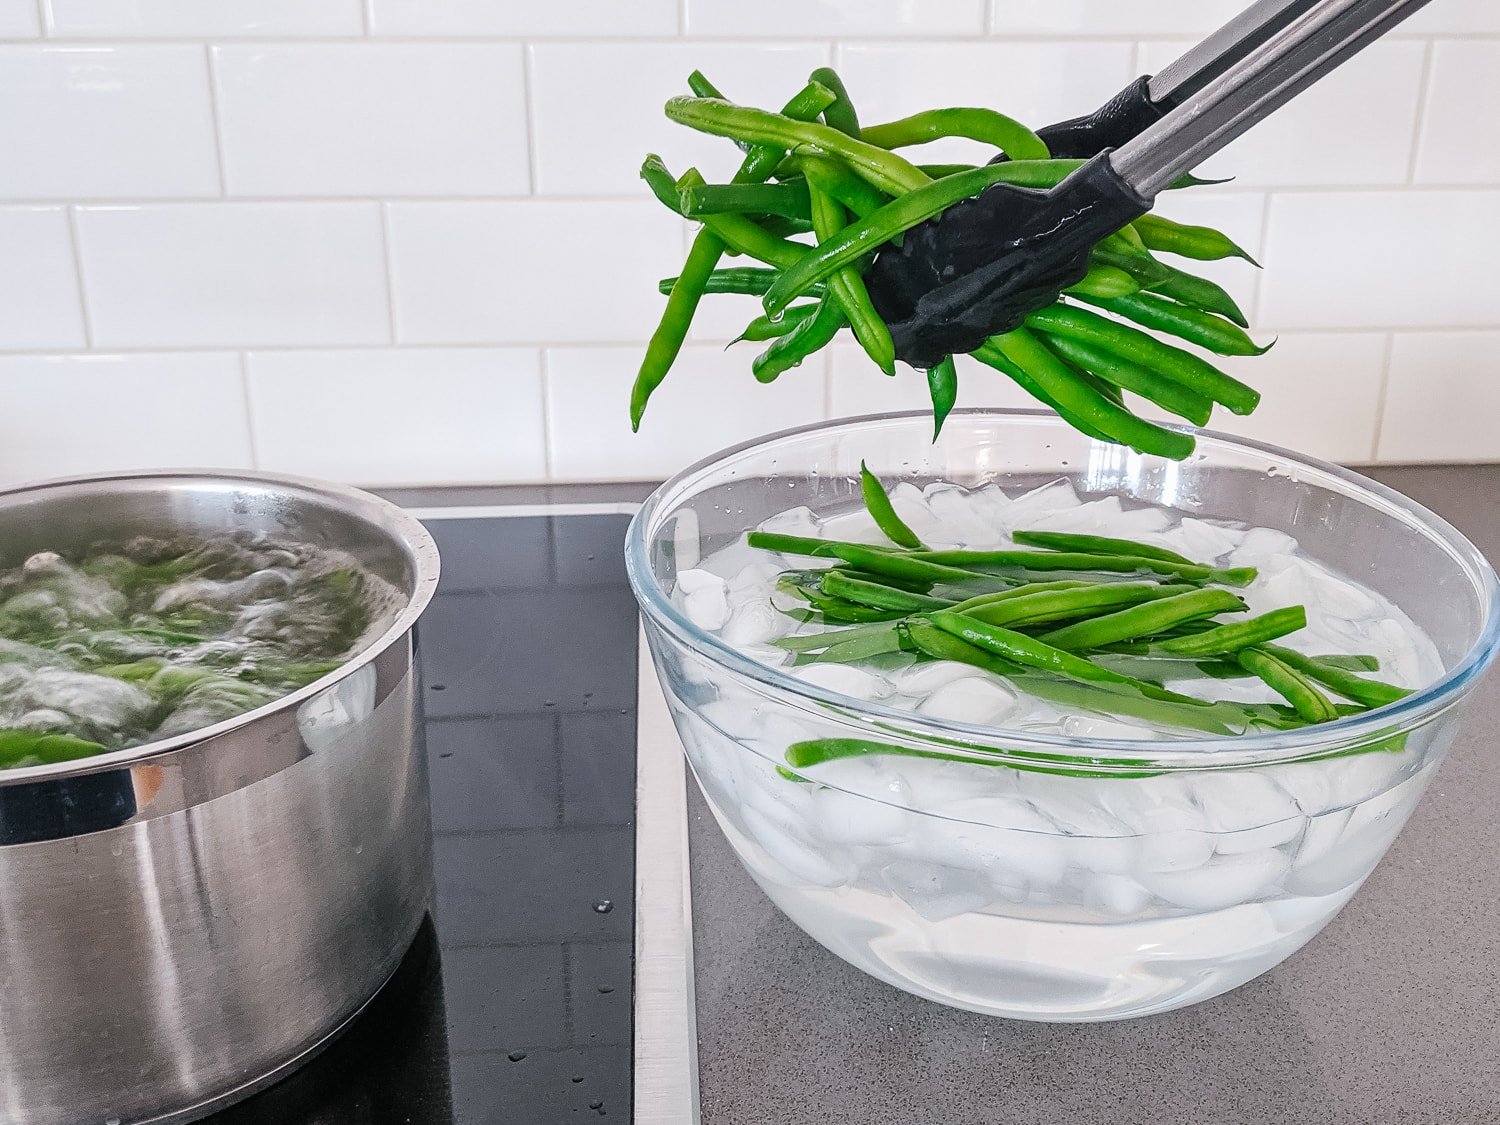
[[632, 67, 1271, 460], [748, 465, 1411, 744]]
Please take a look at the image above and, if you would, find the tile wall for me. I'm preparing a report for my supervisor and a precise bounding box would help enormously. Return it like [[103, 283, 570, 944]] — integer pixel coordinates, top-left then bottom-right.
[[1, 0, 1497, 485]]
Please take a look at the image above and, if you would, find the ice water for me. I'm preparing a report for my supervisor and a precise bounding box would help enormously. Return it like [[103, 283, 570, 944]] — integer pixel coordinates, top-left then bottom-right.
[[659, 478, 1452, 1019]]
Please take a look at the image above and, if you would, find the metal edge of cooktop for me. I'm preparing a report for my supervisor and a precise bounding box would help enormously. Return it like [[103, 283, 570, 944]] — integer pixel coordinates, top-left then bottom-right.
[[413, 499, 699, 1125]]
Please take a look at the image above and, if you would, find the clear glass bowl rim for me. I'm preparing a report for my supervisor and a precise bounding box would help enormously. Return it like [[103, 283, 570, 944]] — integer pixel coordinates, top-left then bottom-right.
[[625, 409, 1500, 771]]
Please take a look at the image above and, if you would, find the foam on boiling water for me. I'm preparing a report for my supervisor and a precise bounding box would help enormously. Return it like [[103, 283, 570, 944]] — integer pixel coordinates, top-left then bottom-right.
[[0, 533, 403, 759]]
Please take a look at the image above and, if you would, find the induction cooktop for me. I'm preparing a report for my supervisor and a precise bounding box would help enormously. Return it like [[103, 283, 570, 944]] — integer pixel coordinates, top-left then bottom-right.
[[200, 504, 696, 1125]]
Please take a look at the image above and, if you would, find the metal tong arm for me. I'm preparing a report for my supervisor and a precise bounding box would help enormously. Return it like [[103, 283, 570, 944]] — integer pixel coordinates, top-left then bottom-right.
[[1149, 0, 1324, 107], [1112, 0, 1432, 199]]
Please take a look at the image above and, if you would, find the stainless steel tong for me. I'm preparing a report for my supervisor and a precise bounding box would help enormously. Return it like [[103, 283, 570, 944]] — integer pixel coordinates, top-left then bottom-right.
[[863, 0, 1434, 367]]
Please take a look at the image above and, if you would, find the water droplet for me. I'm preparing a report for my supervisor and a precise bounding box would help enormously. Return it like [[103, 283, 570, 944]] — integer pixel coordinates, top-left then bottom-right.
[[592, 899, 614, 914], [106, 1117, 121, 1125], [571, 1075, 584, 1084], [430, 684, 446, 692], [543, 699, 556, 708], [589, 1101, 604, 1110], [507, 1050, 528, 1062], [438, 751, 453, 759], [597, 984, 615, 994], [109, 843, 123, 858]]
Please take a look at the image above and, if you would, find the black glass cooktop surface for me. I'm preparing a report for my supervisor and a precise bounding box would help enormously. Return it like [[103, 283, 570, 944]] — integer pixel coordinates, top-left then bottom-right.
[[205, 513, 639, 1124]]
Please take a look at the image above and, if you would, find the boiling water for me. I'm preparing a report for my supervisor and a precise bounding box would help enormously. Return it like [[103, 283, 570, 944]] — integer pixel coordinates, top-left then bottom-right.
[[662, 478, 1450, 1019], [0, 533, 402, 766]]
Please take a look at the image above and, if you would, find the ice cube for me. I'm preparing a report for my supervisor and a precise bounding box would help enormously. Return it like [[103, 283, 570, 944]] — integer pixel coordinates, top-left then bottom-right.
[[1085, 873, 1153, 918], [793, 664, 894, 701], [677, 571, 730, 631], [740, 805, 853, 888], [756, 505, 821, 540], [882, 860, 996, 922], [916, 676, 1018, 726], [923, 484, 1005, 548], [1035, 496, 1125, 534], [808, 784, 913, 846], [1169, 518, 1243, 563], [1139, 848, 1290, 911], [815, 507, 887, 545], [903, 794, 1068, 889], [1000, 479, 1079, 531], [888, 481, 947, 544], [721, 602, 785, 646], [896, 660, 989, 696], [1231, 525, 1299, 566], [1281, 771, 1424, 899], [1291, 807, 1352, 869]]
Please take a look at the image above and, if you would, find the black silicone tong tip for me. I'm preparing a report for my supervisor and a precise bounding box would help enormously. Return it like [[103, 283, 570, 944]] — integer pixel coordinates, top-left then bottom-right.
[[865, 153, 1151, 369]]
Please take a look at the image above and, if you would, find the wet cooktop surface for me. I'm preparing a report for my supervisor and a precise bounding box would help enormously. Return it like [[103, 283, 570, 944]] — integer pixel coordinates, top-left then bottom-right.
[[205, 512, 640, 1125]]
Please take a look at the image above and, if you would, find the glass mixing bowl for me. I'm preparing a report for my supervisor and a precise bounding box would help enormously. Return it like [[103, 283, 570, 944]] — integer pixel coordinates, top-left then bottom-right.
[[625, 411, 1500, 1021]]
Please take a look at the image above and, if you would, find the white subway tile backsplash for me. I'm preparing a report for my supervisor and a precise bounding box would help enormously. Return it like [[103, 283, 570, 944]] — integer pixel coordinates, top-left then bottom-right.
[[989, 0, 1244, 35], [214, 44, 528, 197], [1403, 0, 1500, 34], [836, 42, 1133, 164], [828, 345, 1034, 418], [387, 200, 683, 345], [1379, 331, 1500, 462], [368, 0, 677, 37], [247, 348, 546, 485], [529, 42, 831, 197], [0, 0, 39, 36], [0, 46, 218, 199], [1259, 192, 1500, 329], [547, 344, 826, 480], [1197, 333, 1387, 465], [1414, 42, 1500, 185], [0, 207, 86, 349], [75, 203, 389, 347], [0, 353, 252, 486], [1139, 40, 1425, 188], [43, 0, 363, 37], [689, 0, 983, 38]]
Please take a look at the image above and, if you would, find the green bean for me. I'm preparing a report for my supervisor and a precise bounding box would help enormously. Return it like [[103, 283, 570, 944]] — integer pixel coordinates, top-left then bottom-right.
[[861, 108, 1049, 161], [1037, 331, 1212, 425], [929, 611, 1198, 704], [967, 341, 1116, 443], [1039, 588, 1245, 651], [798, 154, 890, 219], [859, 460, 924, 548], [746, 531, 878, 558], [810, 66, 861, 138], [762, 162, 1080, 317], [1078, 292, 1272, 357], [1260, 644, 1412, 709], [1237, 648, 1338, 722], [1066, 265, 1140, 299], [687, 69, 726, 100], [771, 619, 896, 652], [778, 575, 905, 623], [1009, 530, 1195, 566], [665, 95, 931, 195], [0, 729, 108, 769], [805, 625, 906, 664], [1313, 653, 1381, 672], [947, 580, 1092, 614], [657, 268, 822, 298], [1133, 214, 1258, 264], [901, 617, 1025, 675], [734, 303, 819, 343], [695, 210, 804, 268], [808, 180, 896, 374], [752, 295, 845, 383], [926, 355, 958, 441], [910, 548, 1255, 586], [964, 582, 1197, 630], [1158, 607, 1307, 656], [639, 153, 685, 211], [1092, 243, 1250, 327], [821, 569, 948, 612], [1025, 304, 1260, 416], [631, 222, 724, 428], [831, 543, 996, 586], [977, 331, 1195, 460], [916, 162, 981, 177], [681, 180, 810, 219]]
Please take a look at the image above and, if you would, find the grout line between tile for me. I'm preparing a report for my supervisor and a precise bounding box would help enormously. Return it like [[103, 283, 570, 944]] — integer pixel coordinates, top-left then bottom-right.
[[539, 347, 555, 479], [982, 0, 993, 35], [62, 205, 94, 348], [1404, 38, 1436, 184], [1250, 192, 1276, 324], [376, 202, 399, 343], [31, 0, 45, 37], [677, 0, 686, 36], [360, 0, 373, 36], [1370, 331, 1397, 461], [520, 43, 540, 195], [202, 43, 230, 196], [237, 351, 262, 468]]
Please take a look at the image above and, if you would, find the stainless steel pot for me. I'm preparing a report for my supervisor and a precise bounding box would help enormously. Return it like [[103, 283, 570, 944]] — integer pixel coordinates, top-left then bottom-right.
[[0, 470, 440, 1125]]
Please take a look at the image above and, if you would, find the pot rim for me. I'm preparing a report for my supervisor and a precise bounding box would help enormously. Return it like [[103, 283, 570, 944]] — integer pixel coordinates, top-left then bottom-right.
[[626, 409, 1500, 772], [0, 468, 440, 787]]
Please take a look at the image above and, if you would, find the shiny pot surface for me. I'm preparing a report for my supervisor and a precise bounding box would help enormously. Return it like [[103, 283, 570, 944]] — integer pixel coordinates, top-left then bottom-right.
[[0, 471, 440, 1125]]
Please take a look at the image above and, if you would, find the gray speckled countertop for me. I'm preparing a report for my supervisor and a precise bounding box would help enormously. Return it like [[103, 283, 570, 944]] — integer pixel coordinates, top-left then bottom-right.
[[687, 464, 1500, 1125]]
